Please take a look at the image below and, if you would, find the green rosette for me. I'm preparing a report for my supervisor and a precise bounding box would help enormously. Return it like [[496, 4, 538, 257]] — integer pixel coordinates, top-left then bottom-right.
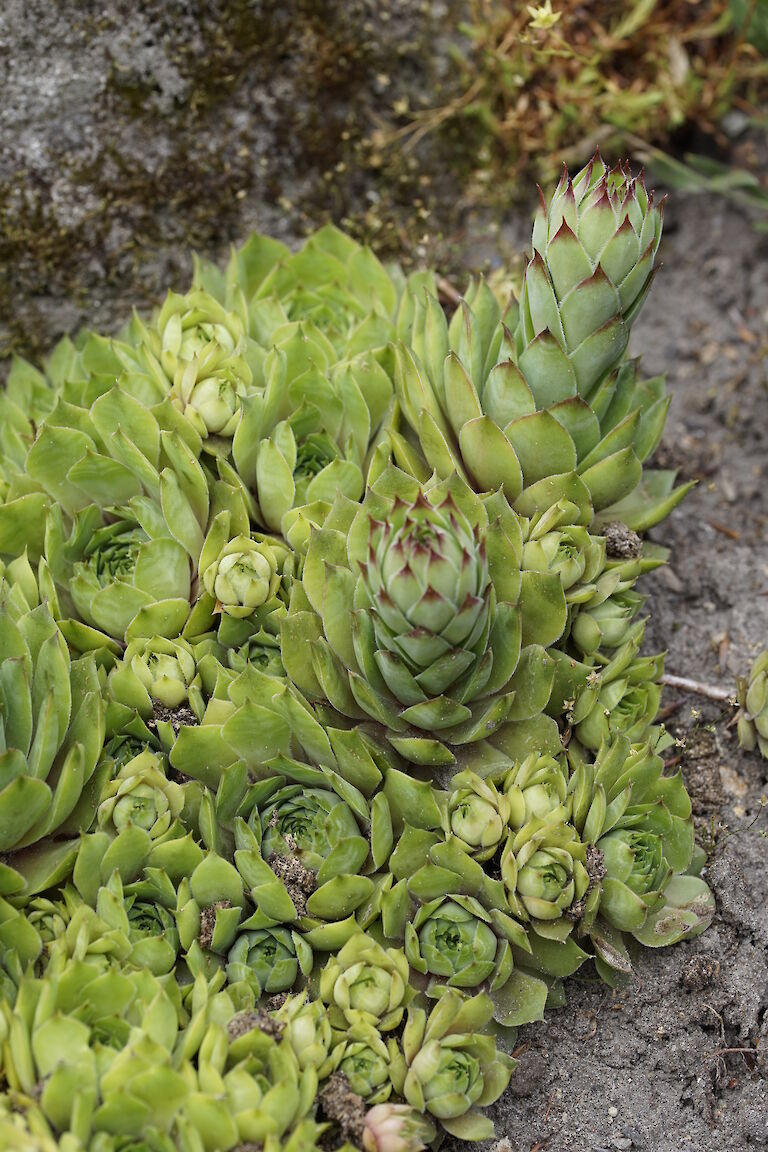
[[737, 650, 768, 758], [283, 467, 561, 769]]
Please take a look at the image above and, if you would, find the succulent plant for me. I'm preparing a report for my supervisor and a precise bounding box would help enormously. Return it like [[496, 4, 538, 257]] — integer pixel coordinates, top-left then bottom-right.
[[737, 651, 768, 758], [566, 735, 715, 978], [568, 630, 664, 752], [362, 1103, 435, 1152], [97, 750, 186, 840], [135, 289, 257, 453], [176, 851, 246, 959], [0, 1099, 64, 1152], [0, 183, 720, 1147], [228, 223, 422, 354], [91, 871, 180, 976], [389, 990, 516, 1140], [405, 896, 503, 989], [570, 587, 645, 655], [330, 1020, 398, 1104], [227, 925, 311, 996], [240, 778, 380, 936], [45, 506, 192, 645], [391, 836, 531, 1020], [320, 933, 413, 1031], [201, 533, 288, 619], [226, 628, 286, 676], [502, 752, 569, 828], [231, 342, 390, 536], [444, 770, 512, 861], [0, 599, 107, 867], [0, 954, 183, 1145], [501, 818, 589, 926], [520, 155, 663, 386], [389, 160, 687, 534], [251, 784, 362, 872], [272, 992, 334, 1071], [107, 634, 206, 726], [283, 467, 562, 768]]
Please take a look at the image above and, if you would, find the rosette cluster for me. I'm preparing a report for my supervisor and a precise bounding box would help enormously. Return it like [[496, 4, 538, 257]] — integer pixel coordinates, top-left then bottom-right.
[[0, 155, 719, 1151]]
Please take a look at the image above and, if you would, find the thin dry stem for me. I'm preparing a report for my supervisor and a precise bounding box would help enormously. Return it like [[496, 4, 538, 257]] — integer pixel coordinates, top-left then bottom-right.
[[661, 674, 735, 703]]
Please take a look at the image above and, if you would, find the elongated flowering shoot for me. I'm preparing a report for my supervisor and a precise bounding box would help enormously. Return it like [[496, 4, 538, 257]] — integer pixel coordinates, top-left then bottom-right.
[[391, 154, 687, 533], [520, 154, 663, 389]]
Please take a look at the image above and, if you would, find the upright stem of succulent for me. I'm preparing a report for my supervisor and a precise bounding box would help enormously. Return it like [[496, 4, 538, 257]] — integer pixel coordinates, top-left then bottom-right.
[[517, 152, 664, 398]]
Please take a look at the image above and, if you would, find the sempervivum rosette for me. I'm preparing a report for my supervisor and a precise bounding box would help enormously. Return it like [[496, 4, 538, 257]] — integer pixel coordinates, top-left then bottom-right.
[[17, 372, 249, 652], [131, 287, 259, 455], [444, 770, 511, 862], [231, 329, 393, 536], [389, 989, 516, 1141], [283, 467, 562, 769], [240, 762, 393, 945], [196, 513, 295, 652], [235, 224, 416, 351], [737, 651, 768, 758], [319, 933, 413, 1032], [45, 507, 192, 646], [0, 356, 56, 561], [568, 628, 664, 752], [0, 599, 106, 887], [500, 819, 589, 928], [566, 735, 715, 983]]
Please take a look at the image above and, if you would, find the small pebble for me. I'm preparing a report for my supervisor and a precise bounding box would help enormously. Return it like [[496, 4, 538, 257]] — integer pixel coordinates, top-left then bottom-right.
[[608, 1106, 618, 1118]]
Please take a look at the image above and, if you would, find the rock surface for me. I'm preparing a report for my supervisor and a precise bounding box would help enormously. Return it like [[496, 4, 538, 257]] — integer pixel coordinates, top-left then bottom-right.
[[0, 0, 458, 358]]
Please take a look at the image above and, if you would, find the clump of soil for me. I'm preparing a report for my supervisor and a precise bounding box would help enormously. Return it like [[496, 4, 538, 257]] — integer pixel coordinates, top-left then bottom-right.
[[600, 522, 643, 559], [267, 850, 316, 918], [677, 725, 727, 822], [227, 1009, 284, 1042], [148, 701, 199, 735], [198, 900, 231, 950], [318, 1074, 367, 1148]]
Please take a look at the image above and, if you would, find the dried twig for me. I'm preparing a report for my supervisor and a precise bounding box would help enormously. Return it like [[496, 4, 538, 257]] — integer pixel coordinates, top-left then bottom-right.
[[661, 674, 735, 703], [436, 275, 462, 306]]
